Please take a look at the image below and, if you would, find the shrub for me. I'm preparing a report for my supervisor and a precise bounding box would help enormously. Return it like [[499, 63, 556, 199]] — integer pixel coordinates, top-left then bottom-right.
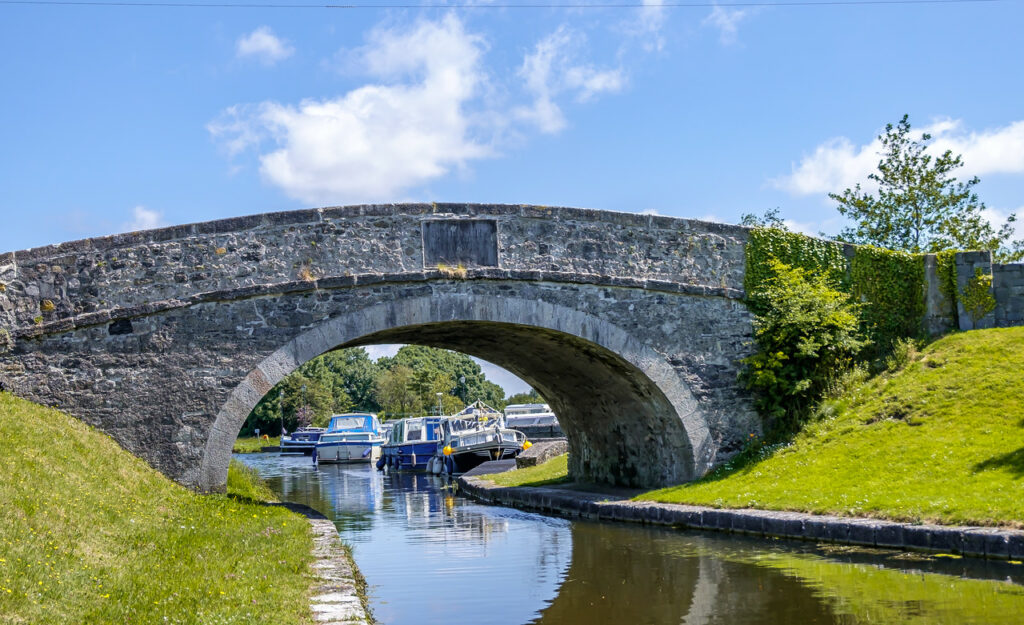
[[742, 258, 868, 433], [962, 267, 996, 322]]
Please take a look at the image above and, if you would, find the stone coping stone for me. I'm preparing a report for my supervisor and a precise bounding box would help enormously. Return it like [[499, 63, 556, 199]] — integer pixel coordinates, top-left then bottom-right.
[[516, 439, 568, 468], [273, 503, 372, 625], [457, 477, 1024, 561]]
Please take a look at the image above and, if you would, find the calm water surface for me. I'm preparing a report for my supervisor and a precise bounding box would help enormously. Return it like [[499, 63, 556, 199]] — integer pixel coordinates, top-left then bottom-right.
[[237, 454, 1024, 625]]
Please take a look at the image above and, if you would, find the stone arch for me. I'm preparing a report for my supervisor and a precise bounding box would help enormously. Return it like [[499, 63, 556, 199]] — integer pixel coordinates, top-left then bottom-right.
[[200, 294, 713, 492]]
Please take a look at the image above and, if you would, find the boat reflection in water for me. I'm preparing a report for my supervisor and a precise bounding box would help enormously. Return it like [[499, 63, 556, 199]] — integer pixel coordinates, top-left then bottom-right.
[[236, 454, 1024, 625]]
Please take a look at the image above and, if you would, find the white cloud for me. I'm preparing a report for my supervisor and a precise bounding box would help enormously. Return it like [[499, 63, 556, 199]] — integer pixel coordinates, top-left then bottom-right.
[[621, 0, 668, 52], [236, 26, 294, 65], [702, 5, 750, 45], [515, 27, 625, 134], [121, 206, 165, 232], [211, 15, 493, 204], [773, 118, 1024, 197]]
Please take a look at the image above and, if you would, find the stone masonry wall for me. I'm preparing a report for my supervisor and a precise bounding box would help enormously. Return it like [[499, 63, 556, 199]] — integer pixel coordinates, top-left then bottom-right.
[[0, 204, 757, 491], [0, 204, 747, 343]]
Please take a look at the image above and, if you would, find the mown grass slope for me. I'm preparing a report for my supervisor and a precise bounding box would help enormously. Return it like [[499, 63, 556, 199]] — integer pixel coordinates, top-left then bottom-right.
[[0, 393, 313, 624], [486, 454, 569, 487], [642, 327, 1024, 527]]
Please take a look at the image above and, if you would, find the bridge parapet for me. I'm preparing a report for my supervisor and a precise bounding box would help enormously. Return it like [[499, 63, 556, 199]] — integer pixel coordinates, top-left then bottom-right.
[[0, 204, 748, 342]]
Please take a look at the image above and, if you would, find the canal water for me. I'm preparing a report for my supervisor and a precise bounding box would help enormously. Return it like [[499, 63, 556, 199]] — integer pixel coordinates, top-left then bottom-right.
[[237, 454, 1024, 624]]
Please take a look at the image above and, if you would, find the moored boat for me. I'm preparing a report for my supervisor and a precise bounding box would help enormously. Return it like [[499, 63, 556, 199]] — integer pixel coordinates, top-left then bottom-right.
[[314, 413, 385, 464], [380, 416, 443, 471], [279, 427, 326, 455], [435, 401, 528, 475], [503, 403, 558, 429]]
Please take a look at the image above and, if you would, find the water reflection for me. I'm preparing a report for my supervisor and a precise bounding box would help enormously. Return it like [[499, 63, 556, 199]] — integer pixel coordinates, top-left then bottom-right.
[[237, 454, 1024, 625]]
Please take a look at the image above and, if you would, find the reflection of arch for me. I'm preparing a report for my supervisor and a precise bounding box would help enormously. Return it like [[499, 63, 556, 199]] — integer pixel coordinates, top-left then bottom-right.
[[201, 294, 712, 492]]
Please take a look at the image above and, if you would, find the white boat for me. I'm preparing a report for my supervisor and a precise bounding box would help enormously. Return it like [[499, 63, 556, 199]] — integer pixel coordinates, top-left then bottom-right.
[[435, 401, 528, 474], [314, 413, 385, 464], [503, 403, 559, 429]]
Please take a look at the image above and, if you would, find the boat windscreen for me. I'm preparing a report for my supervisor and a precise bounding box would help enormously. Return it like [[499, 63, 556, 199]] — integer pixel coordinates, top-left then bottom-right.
[[329, 416, 369, 431]]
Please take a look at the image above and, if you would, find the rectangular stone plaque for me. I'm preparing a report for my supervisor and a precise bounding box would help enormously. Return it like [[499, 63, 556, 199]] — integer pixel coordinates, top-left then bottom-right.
[[422, 219, 498, 268]]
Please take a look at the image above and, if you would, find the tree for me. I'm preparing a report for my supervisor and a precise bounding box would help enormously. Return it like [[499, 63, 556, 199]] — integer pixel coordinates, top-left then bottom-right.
[[319, 348, 381, 412], [505, 389, 545, 405], [830, 115, 1021, 261], [374, 365, 422, 419], [740, 208, 788, 230], [378, 345, 506, 408]]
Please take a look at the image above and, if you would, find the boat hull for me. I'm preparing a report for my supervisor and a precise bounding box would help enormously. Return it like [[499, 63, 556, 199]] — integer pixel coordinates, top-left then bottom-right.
[[449, 442, 522, 474], [383, 441, 439, 471], [316, 441, 383, 464], [280, 440, 317, 455]]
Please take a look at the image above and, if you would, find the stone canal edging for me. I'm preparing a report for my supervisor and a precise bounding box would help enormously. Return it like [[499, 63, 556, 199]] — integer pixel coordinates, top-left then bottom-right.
[[274, 503, 374, 624], [457, 477, 1024, 561]]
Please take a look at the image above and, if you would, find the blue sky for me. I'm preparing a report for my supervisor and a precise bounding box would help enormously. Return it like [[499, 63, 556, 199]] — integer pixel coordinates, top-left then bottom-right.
[[3, 0, 1023, 395]]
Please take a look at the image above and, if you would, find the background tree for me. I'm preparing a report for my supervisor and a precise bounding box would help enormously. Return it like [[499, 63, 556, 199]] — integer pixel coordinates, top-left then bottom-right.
[[374, 365, 422, 419], [318, 348, 381, 412], [378, 345, 505, 408], [830, 114, 1021, 261], [740, 208, 788, 230], [504, 388, 545, 405]]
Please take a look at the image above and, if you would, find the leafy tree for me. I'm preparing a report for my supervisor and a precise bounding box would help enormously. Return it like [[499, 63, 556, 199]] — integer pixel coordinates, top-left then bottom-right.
[[830, 114, 1021, 261], [318, 348, 381, 412], [378, 345, 505, 408], [740, 208, 788, 230], [742, 258, 868, 432], [374, 365, 422, 419], [505, 389, 545, 405]]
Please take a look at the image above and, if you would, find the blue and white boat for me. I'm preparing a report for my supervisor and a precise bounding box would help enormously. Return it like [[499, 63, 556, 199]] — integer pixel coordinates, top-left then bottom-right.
[[314, 413, 385, 464], [379, 416, 443, 471], [279, 427, 326, 455]]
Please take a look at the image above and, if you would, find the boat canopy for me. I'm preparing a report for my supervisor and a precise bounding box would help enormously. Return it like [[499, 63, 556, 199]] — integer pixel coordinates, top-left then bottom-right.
[[326, 413, 380, 433]]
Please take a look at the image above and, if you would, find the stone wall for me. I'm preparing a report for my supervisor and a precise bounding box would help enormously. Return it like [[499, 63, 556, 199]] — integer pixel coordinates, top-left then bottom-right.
[[992, 262, 1024, 328], [921, 250, 1024, 333], [0, 204, 758, 492]]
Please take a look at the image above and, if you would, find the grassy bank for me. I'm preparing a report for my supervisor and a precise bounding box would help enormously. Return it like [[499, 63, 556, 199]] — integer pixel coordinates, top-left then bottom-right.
[[0, 393, 313, 624], [233, 436, 281, 454], [488, 328, 1024, 528], [486, 454, 569, 487]]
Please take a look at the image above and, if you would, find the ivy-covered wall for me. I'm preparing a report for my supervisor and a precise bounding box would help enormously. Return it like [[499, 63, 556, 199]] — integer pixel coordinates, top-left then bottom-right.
[[744, 229, 1020, 343], [744, 229, 927, 351]]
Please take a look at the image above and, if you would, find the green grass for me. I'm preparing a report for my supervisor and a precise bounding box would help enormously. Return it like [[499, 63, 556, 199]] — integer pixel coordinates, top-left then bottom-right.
[[0, 393, 314, 624], [233, 436, 281, 454], [484, 454, 569, 487], [641, 327, 1024, 527]]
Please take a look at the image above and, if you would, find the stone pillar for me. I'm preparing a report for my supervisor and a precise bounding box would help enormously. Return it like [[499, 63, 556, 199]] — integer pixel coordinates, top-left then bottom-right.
[[921, 254, 957, 336], [954, 251, 995, 331]]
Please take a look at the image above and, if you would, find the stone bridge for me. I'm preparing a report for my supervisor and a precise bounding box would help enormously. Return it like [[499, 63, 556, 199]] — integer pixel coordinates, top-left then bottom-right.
[[0, 204, 760, 491]]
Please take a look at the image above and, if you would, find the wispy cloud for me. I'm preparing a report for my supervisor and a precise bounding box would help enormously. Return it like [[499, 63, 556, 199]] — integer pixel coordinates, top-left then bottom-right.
[[515, 26, 625, 134], [236, 26, 294, 65], [772, 118, 1024, 196], [121, 206, 165, 232], [702, 5, 751, 45]]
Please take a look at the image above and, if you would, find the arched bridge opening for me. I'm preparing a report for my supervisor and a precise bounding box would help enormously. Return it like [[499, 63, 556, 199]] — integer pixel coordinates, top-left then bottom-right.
[[202, 294, 714, 492]]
